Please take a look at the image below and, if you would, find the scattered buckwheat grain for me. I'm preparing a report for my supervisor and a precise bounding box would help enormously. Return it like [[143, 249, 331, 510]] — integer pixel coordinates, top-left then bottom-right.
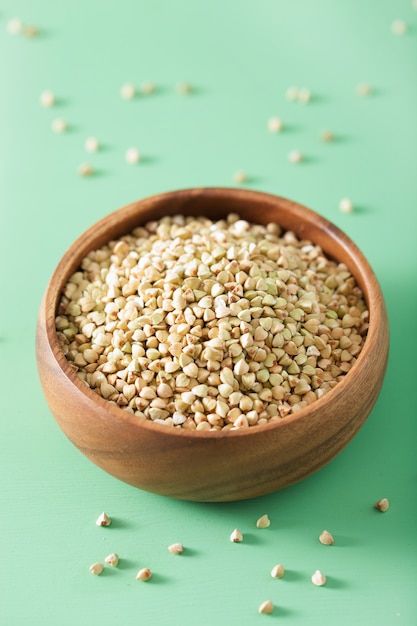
[[375, 498, 389, 512], [319, 530, 334, 545], [176, 81, 192, 94], [89, 562, 104, 575], [339, 198, 353, 213], [136, 567, 152, 581], [168, 543, 184, 554], [320, 130, 334, 142], [23, 24, 38, 37], [40, 90, 55, 107], [268, 116, 283, 132], [259, 600, 274, 614], [233, 171, 247, 184], [120, 83, 135, 99], [256, 514, 271, 528], [125, 147, 141, 164], [311, 570, 326, 586], [285, 86, 299, 101], [51, 118, 67, 133], [288, 149, 303, 163], [356, 83, 372, 96], [141, 81, 156, 94], [7, 18, 22, 35], [78, 163, 93, 177], [298, 88, 311, 103], [96, 512, 111, 526], [230, 528, 243, 543], [270, 564, 285, 578], [105, 553, 119, 567], [85, 137, 99, 153], [391, 19, 407, 35]]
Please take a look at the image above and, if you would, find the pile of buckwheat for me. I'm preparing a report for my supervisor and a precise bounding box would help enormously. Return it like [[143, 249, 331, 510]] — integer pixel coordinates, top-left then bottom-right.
[[55, 213, 369, 430]]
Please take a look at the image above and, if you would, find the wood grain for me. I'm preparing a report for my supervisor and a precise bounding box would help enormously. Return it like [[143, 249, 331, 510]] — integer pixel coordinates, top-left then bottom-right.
[[36, 188, 389, 501]]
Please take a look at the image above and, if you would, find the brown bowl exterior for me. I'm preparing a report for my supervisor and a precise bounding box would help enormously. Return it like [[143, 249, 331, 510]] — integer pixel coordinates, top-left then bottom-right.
[[36, 188, 389, 501]]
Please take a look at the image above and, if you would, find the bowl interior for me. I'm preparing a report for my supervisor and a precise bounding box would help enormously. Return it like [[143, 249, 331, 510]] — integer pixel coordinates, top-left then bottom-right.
[[45, 187, 383, 432]]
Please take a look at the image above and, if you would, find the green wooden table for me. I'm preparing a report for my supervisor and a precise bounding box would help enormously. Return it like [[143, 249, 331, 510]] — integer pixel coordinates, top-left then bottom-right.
[[1, 1, 416, 624]]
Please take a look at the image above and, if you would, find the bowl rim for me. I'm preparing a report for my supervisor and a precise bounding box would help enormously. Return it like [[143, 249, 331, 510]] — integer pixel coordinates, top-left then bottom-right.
[[41, 186, 386, 439]]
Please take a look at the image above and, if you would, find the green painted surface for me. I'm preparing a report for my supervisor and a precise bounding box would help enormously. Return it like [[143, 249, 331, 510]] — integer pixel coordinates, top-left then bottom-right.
[[1, 1, 416, 624]]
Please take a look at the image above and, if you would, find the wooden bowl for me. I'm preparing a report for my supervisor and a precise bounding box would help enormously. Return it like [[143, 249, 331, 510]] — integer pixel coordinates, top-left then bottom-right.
[[36, 188, 389, 502]]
